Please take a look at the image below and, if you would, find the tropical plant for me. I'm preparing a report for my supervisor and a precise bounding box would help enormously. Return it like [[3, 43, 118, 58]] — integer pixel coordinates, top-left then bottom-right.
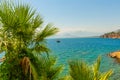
[[68, 57, 113, 80], [0, 1, 62, 80]]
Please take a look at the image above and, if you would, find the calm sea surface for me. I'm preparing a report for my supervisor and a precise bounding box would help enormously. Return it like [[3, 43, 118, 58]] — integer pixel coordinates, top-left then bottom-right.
[[47, 38, 120, 80]]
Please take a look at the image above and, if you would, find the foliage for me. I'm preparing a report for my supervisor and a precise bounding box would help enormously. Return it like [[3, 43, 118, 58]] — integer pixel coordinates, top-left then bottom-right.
[[0, 1, 62, 80], [68, 57, 113, 80]]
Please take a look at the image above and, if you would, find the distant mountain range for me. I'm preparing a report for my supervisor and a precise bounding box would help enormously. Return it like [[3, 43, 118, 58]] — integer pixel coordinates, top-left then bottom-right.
[[100, 29, 120, 38], [52, 31, 101, 38]]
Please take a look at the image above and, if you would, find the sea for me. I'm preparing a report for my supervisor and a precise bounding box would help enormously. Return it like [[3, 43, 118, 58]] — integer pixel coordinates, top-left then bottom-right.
[[47, 38, 120, 80]]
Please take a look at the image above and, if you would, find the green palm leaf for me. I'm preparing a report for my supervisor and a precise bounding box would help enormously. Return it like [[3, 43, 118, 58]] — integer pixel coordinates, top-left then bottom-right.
[[35, 24, 59, 42], [0, 0, 61, 80], [68, 57, 113, 80], [69, 60, 92, 80]]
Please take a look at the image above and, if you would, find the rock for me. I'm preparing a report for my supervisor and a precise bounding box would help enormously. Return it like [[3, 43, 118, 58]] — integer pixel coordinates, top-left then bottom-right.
[[109, 51, 120, 59]]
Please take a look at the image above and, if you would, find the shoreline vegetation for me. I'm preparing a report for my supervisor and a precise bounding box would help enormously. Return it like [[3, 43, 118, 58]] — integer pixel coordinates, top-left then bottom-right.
[[100, 30, 120, 39], [0, 0, 115, 80]]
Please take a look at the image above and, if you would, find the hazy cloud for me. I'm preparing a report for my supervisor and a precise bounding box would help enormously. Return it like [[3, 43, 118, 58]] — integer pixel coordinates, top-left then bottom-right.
[[51, 27, 102, 38]]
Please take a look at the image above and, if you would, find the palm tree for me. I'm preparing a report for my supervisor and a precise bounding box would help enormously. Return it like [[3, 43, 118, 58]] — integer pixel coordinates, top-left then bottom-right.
[[0, 1, 62, 80], [68, 57, 112, 80]]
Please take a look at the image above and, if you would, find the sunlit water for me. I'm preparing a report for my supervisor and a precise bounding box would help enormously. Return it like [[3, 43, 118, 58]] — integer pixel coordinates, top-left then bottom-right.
[[47, 38, 120, 80]]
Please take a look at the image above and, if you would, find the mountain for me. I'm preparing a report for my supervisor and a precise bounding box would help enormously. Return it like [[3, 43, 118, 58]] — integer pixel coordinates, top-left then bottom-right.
[[52, 31, 101, 38]]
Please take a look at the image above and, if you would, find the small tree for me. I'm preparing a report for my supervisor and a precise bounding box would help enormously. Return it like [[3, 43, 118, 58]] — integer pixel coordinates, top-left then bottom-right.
[[0, 1, 62, 80]]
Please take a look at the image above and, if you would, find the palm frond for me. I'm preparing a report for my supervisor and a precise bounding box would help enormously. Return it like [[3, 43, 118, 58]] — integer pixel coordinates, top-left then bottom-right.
[[59, 75, 73, 80], [68, 57, 113, 80], [92, 56, 113, 80], [99, 70, 113, 80], [69, 60, 92, 80], [33, 44, 50, 54], [35, 24, 59, 42], [93, 56, 101, 80], [32, 55, 63, 80]]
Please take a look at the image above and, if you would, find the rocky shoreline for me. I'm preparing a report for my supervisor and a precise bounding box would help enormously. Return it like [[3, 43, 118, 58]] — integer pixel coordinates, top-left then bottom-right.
[[100, 29, 120, 38], [101, 32, 120, 38], [109, 51, 120, 58], [108, 51, 120, 63]]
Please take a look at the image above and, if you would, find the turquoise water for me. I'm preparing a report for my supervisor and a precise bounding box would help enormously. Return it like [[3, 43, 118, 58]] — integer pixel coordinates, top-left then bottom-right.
[[47, 38, 120, 80]]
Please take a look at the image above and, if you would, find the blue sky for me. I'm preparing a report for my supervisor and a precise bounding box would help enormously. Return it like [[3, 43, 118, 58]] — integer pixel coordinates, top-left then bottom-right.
[[23, 0, 120, 38]]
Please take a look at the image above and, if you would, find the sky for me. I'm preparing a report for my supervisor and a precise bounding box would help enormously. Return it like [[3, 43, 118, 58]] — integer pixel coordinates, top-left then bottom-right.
[[22, 0, 120, 38]]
